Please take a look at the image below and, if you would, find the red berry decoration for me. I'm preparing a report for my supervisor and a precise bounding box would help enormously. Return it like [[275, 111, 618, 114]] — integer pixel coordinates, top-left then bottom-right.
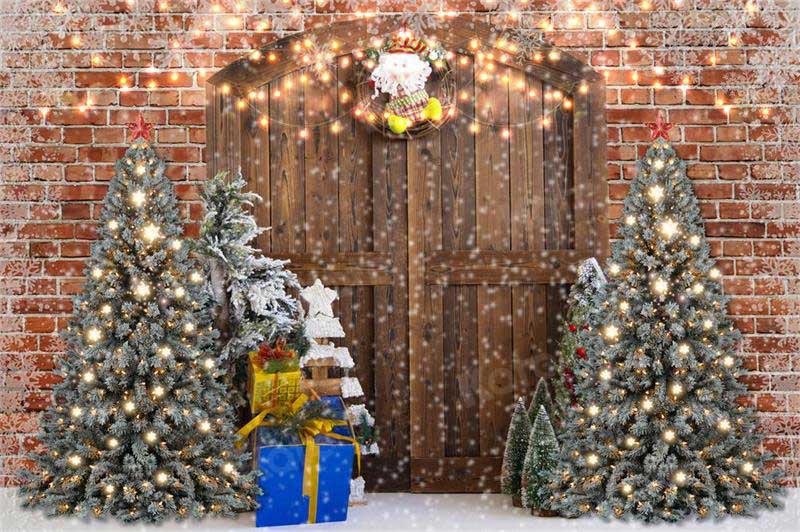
[[576, 347, 587, 359], [568, 324, 577, 333]]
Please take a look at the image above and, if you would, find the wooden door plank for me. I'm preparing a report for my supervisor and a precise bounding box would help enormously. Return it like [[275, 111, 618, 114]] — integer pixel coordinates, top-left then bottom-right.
[[590, 78, 610, 259], [241, 90, 271, 253], [408, 131, 445, 460], [440, 53, 479, 459], [508, 72, 545, 400], [573, 90, 592, 255], [269, 72, 305, 253], [304, 71, 338, 256], [411, 457, 501, 493], [475, 64, 513, 458], [543, 94, 575, 250], [372, 135, 410, 490]]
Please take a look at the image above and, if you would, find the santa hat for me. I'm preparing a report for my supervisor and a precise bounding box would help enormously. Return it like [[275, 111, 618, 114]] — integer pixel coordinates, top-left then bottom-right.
[[386, 36, 427, 55]]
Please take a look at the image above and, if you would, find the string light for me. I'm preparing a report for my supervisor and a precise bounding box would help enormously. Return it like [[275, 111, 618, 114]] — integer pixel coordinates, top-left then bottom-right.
[[662, 429, 677, 443], [134, 281, 152, 299], [587, 404, 600, 416], [660, 219, 679, 240], [141, 223, 161, 243], [703, 319, 714, 330], [130, 190, 146, 207], [83, 371, 95, 383], [108, 220, 119, 230], [641, 398, 654, 412], [678, 343, 690, 356], [85, 327, 102, 344], [190, 271, 203, 283], [100, 304, 112, 315], [123, 400, 136, 414], [689, 235, 701, 246], [603, 324, 619, 342], [673, 470, 687, 485], [709, 268, 721, 279], [652, 277, 669, 295], [144, 431, 158, 444], [619, 301, 630, 312], [599, 368, 612, 381], [722, 355, 734, 368], [154, 471, 169, 485], [67, 455, 82, 467], [152, 385, 166, 398], [586, 453, 599, 467], [198, 420, 211, 432], [158, 345, 172, 357], [718, 418, 731, 432], [741, 461, 754, 474], [692, 282, 704, 295], [608, 263, 621, 276], [625, 215, 636, 226], [107, 437, 119, 449], [648, 184, 665, 203]]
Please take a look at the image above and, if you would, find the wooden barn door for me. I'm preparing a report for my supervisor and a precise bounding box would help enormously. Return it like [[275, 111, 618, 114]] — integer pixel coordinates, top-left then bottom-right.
[[206, 17, 607, 493]]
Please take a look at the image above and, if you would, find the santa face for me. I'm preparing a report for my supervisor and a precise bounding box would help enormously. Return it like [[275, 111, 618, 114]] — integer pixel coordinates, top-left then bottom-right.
[[370, 51, 432, 98]]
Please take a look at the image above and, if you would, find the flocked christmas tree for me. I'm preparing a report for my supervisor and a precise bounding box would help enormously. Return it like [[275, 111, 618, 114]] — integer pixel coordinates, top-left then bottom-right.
[[197, 171, 302, 412], [500, 398, 531, 506], [553, 258, 606, 420], [522, 406, 559, 514], [20, 117, 258, 523], [528, 377, 555, 426], [549, 115, 782, 522]]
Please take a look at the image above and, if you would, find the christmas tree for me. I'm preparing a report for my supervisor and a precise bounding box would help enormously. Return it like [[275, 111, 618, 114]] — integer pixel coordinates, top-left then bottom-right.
[[522, 406, 559, 513], [549, 117, 782, 522], [20, 117, 258, 523], [528, 377, 554, 426], [197, 170, 302, 411], [500, 398, 531, 506], [553, 258, 606, 420]]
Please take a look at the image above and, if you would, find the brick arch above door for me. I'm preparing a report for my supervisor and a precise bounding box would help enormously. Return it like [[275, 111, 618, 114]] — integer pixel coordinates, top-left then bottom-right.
[[206, 15, 608, 492]]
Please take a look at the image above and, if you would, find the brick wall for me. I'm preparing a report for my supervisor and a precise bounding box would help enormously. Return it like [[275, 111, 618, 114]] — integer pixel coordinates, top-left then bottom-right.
[[1, 1, 798, 487]]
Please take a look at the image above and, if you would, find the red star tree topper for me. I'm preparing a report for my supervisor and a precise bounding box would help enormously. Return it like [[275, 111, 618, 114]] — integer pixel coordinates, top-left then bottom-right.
[[127, 113, 153, 142], [647, 111, 673, 141]]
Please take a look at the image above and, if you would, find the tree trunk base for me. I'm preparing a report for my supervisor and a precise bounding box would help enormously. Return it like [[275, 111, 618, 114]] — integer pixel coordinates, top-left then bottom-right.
[[531, 508, 558, 517], [512, 496, 522, 508]]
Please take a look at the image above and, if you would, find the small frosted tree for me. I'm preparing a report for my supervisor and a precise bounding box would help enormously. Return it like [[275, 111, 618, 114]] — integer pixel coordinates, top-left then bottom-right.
[[500, 398, 530, 506], [197, 171, 301, 411], [528, 377, 554, 425], [522, 406, 559, 513], [553, 259, 606, 421], [20, 121, 258, 522], [549, 130, 782, 522]]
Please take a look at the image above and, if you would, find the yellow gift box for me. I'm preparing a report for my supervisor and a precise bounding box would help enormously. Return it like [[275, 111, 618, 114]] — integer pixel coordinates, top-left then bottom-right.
[[248, 351, 302, 414]]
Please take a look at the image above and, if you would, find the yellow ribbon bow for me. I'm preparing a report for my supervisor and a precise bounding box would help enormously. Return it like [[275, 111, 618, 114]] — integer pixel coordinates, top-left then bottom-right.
[[234, 393, 309, 448]]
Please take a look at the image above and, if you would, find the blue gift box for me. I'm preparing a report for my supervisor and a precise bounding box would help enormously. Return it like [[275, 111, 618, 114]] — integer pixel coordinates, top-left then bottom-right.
[[254, 396, 355, 527]]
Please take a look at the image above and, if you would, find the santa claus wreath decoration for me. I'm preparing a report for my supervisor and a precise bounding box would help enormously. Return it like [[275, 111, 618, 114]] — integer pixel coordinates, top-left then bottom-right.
[[356, 33, 454, 138]]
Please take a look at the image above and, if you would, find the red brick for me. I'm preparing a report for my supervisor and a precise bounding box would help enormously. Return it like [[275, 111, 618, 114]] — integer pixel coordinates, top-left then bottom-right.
[[700, 145, 762, 162]]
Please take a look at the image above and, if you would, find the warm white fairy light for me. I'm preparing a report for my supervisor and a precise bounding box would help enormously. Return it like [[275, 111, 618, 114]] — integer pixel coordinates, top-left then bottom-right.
[[183, 322, 195, 333], [91, 267, 103, 279], [718, 418, 731, 432], [625, 436, 638, 448], [174, 286, 185, 298], [669, 382, 684, 397], [603, 324, 619, 342], [703, 319, 714, 330], [70, 406, 82, 417], [599, 368, 612, 381], [653, 158, 665, 171], [641, 398, 654, 412], [133, 281, 151, 299], [621, 482, 633, 494], [608, 263, 621, 276], [144, 431, 158, 444], [104, 484, 115, 495], [625, 215, 636, 226], [107, 437, 119, 449], [689, 235, 700, 246], [152, 385, 165, 398], [108, 219, 119, 230], [135, 164, 146, 176], [100, 303, 112, 315], [692, 282, 704, 295], [85, 327, 102, 344], [130, 190, 146, 207], [83, 371, 95, 383], [709, 268, 721, 279], [141, 223, 161, 243], [619, 301, 630, 312], [67, 454, 82, 467], [586, 453, 599, 467], [662, 428, 677, 443], [123, 400, 136, 414], [722, 355, 734, 368], [652, 277, 669, 295], [673, 470, 687, 485], [741, 461, 754, 474], [203, 358, 214, 369], [155, 471, 169, 485], [158, 345, 172, 357], [648, 184, 664, 202], [587, 404, 600, 416], [199, 420, 211, 432], [222, 462, 235, 475], [190, 271, 203, 283], [660, 218, 678, 240], [171, 239, 182, 250], [678, 343, 690, 356]]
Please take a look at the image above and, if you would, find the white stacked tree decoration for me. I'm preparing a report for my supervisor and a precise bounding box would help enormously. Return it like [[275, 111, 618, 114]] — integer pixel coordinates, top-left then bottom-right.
[[300, 279, 379, 505]]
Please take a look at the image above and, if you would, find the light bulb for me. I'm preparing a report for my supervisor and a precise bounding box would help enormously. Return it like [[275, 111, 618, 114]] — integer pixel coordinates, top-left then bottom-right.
[[678, 343, 690, 356], [624, 436, 638, 448], [689, 235, 700, 246], [603, 324, 619, 342], [123, 400, 136, 413], [703, 319, 713, 330], [619, 301, 630, 312], [641, 398, 654, 412], [599, 368, 612, 381], [653, 159, 665, 170], [130, 190, 146, 207], [158, 345, 172, 357], [587, 404, 600, 416], [669, 382, 684, 396], [709, 268, 720, 279], [648, 184, 664, 202], [653, 277, 669, 295], [83, 371, 95, 383], [673, 470, 687, 485], [104, 484, 115, 495], [741, 461, 754, 474], [141, 223, 161, 243], [144, 431, 158, 444], [134, 281, 151, 299], [85, 327, 102, 344], [91, 267, 103, 279], [152, 385, 165, 398], [662, 429, 676, 443], [692, 283, 704, 295], [108, 220, 119, 230], [586, 453, 599, 467], [100, 304, 112, 315], [222, 462, 235, 474], [174, 286, 185, 298], [722, 355, 734, 367], [155, 471, 169, 485], [660, 218, 678, 240], [609, 263, 621, 275], [107, 437, 119, 449], [203, 358, 214, 369], [190, 271, 203, 283], [621, 482, 633, 494], [625, 215, 636, 226], [718, 419, 731, 432], [135, 164, 146, 176], [67, 454, 82, 467], [183, 322, 195, 333], [199, 420, 211, 432], [171, 239, 182, 250], [70, 406, 82, 417]]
